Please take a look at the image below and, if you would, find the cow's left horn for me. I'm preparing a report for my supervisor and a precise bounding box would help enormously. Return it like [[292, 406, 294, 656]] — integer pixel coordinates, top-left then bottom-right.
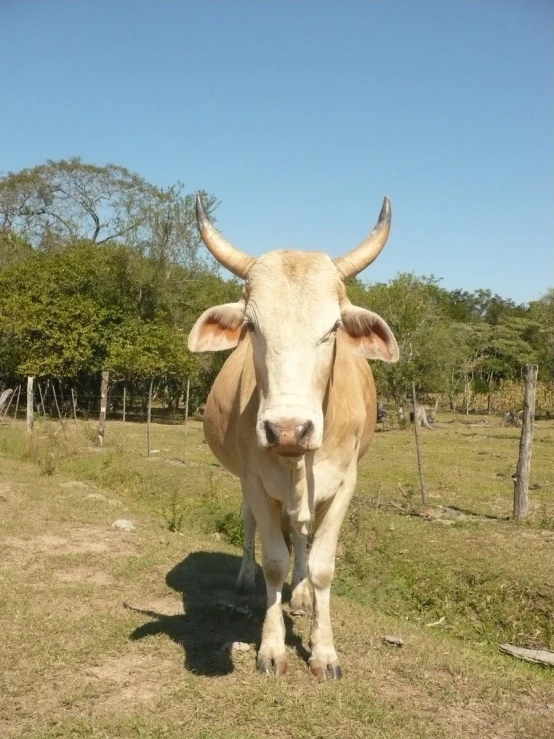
[[333, 197, 391, 280], [196, 193, 255, 279]]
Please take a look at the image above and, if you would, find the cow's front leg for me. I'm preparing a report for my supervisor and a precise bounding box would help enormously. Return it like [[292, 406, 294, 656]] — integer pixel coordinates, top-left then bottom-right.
[[308, 469, 355, 680], [244, 476, 290, 676], [290, 527, 312, 615], [236, 498, 257, 594]]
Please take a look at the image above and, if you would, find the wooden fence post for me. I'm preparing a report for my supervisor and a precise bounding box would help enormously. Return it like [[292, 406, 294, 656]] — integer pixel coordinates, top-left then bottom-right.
[[184, 378, 190, 462], [97, 371, 109, 446], [51, 383, 68, 442], [14, 385, 21, 420], [513, 364, 538, 520], [1, 387, 16, 419], [146, 379, 153, 457], [37, 381, 46, 416], [71, 389, 78, 428], [412, 381, 428, 506], [26, 376, 34, 433]]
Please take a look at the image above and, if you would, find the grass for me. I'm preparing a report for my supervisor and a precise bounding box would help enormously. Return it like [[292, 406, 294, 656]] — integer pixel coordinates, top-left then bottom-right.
[[0, 413, 553, 738]]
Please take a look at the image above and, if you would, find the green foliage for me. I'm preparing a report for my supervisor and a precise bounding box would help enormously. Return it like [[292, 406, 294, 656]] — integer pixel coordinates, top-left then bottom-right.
[[0, 158, 550, 409], [0, 158, 218, 271], [215, 510, 245, 547]]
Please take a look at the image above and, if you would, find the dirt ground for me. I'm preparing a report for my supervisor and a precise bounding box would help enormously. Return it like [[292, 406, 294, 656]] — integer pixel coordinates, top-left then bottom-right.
[[1, 418, 553, 738]]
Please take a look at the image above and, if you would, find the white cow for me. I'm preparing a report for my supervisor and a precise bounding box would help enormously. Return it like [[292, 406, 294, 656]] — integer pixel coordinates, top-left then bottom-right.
[[188, 194, 399, 678]]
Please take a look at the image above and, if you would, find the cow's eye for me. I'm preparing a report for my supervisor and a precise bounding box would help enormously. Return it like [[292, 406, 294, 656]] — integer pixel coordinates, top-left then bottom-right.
[[244, 319, 256, 333], [320, 322, 340, 344]]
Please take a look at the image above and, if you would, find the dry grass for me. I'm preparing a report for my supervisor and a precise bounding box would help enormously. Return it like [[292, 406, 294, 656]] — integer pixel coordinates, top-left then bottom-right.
[[0, 414, 553, 738]]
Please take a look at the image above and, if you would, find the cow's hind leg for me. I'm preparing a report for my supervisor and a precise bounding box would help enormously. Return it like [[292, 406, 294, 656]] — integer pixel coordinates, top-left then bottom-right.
[[244, 475, 290, 676], [308, 467, 356, 680], [236, 499, 257, 594]]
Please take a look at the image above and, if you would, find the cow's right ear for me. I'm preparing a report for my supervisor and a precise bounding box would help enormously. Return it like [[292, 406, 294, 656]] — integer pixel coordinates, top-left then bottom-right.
[[188, 302, 246, 352]]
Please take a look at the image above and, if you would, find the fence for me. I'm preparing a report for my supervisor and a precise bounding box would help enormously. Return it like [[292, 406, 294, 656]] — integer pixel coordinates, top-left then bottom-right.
[[1, 381, 200, 426]]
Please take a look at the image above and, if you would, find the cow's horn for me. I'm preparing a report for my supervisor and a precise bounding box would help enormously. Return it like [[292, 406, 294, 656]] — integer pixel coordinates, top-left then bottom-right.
[[333, 197, 391, 280], [196, 193, 255, 279]]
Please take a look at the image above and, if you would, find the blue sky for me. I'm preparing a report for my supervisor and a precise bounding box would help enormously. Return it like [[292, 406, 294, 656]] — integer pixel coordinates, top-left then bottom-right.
[[1, 0, 552, 304]]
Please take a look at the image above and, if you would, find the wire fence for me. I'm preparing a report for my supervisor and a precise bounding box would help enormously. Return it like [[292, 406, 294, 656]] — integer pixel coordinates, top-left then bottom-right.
[[0, 381, 201, 426]]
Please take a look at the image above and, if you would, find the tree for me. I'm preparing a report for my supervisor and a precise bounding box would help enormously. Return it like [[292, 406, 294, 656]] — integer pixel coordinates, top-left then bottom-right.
[[351, 273, 449, 404], [0, 158, 217, 271], [528, 290, 554, 381]]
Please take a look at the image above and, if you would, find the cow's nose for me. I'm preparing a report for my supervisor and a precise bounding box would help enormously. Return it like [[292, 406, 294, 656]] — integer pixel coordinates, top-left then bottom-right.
[[264, 420, 280, 446], [263, 419, 314, 449], [296, 420, 313, 443]]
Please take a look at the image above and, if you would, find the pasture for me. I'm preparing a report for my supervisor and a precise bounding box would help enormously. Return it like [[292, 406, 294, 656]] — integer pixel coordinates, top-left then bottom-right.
[[1, 415, 553, 738]]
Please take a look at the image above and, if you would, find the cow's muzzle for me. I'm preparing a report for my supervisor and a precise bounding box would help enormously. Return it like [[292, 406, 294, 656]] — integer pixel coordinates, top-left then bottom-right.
[[262, 418, 314, 455]]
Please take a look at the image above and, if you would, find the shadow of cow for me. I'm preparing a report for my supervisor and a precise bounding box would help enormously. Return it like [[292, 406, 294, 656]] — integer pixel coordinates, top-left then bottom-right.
[[127, 551, 309, 676]]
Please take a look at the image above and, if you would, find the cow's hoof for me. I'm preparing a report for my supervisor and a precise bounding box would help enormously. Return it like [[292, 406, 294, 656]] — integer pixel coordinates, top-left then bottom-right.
[[290, 588, 312, 616], [257, 653, 287, 676], [309, 660, 342, 680]]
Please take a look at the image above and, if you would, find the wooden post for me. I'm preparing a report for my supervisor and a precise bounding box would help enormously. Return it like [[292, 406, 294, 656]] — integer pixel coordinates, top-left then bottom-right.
[[37, 381, 46, 416], [51, 383, 67, 442], [123, 386, 126, 424], [26, 376, 34, 433], [97, 370, 109, 446], [2, 387, 16, 419], [14, 385, 21, 420], [513, 364, 538, 520], [184, 378, 190, 462], [71, 388, 78, 428], [146, 379, 153, 457], [412, 381, 428, 506]]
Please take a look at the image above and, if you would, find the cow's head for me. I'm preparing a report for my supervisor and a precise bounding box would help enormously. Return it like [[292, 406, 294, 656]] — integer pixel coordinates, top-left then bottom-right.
[[188, 195, 399, 456]]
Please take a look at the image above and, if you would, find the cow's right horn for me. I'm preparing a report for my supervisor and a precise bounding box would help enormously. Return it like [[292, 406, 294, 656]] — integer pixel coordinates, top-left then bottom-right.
[[196, 193, 255, 279]]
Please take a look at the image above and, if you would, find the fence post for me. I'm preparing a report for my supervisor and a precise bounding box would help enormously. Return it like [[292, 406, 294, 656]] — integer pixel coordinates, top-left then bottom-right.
[[14, 385, 21, 420], [26, 376, 34, 433], [71, 388, 78, 428], [97, 370, 109, 446], [146, 379, 153, 457], [412, 381, 428, 506], [1, 387, 16, 419], [513, 364, 538, 520], [184, 378, 190, 462], [123, 386, 126, 424], [52, 383, 68, 442], [37, 381, 46, 417]]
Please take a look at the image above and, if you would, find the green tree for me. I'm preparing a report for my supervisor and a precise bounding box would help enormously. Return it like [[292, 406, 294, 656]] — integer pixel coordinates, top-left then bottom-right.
[[0, 158, 217, 270]]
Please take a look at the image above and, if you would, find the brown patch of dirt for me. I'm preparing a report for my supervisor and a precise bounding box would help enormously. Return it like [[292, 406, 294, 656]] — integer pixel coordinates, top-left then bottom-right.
[[87, 653, 173, 712], [53, 568, 115, 585], [5, 534, 108, 555], [60, 480, 93, 490], [0, 482, 14, 500], [3, 525, 138, 564]]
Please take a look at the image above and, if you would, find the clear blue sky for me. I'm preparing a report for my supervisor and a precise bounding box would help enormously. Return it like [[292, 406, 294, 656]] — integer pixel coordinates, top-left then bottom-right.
[[1, 0, 552, 304]]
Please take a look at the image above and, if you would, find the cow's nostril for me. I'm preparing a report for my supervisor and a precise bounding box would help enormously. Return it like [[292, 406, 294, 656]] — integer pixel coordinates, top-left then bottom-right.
[[264, 421, 279, 446], [296, 421, 313, 443]]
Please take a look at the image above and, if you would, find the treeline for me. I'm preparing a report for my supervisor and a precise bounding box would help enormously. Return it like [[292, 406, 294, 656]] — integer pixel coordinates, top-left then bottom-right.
[[0, 159, 552, 416]]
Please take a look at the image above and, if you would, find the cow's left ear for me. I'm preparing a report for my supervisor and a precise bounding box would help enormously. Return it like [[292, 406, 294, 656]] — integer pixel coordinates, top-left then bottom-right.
[[340, 305, 399, 362], [188, 302, 246, 352]]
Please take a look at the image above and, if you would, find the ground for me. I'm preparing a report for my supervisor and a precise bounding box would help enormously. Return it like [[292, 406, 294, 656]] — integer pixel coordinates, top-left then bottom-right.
[[0, 415, 553, 738]]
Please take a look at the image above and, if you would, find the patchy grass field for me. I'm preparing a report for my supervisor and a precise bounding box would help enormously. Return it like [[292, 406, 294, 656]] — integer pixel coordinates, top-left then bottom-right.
[[0, 414, 553, 738]]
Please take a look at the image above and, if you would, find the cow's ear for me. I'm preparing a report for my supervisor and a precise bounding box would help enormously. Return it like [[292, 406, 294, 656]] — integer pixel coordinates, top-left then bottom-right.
[[340, 304, 399, 362], [188, 302, 246, 352]]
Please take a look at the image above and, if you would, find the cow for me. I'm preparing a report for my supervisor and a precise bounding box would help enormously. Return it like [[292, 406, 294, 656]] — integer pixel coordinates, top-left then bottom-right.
[[188, 193, 399, 679]]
